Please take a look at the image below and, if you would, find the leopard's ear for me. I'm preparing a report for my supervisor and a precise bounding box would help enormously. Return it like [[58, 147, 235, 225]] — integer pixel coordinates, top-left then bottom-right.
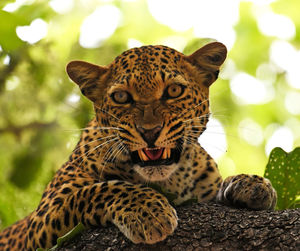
[[186, 42, 227, 86], [66, 60, 109, 102]]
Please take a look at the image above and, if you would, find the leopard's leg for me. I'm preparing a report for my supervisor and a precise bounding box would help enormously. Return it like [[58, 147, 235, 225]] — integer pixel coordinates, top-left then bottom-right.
[[216, 174, 277, 210], [163, 146, 223, 205], [0, 215, 31, 251], [24, 180, 177, 250], [173, 147, 276, 210]]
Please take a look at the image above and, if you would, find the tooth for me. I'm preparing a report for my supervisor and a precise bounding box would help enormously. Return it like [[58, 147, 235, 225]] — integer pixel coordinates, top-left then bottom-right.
[[138, 150, 143, 160], [146, 147, 160, 150], [162, 148, 167, 159], [167, 148, 171, 158], [138, 149, 149, 161]]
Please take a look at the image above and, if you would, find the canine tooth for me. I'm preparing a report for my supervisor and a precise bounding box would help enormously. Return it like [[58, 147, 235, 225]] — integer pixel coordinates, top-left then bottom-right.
[[162, 148, 167, 159], [138, 150, 143, 160], [146, 147, 160, 150], [167, 148, 171, 158], [139, 149, 149, 161]]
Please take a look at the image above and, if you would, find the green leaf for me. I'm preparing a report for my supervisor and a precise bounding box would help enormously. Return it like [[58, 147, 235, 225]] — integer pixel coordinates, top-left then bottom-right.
[[10, 149, 43, 188], [0, 10, 26, 51], [50, 223, 85, 250], [289, 198, 300, 209], [264, 147, 300, 210], [0, 0, 15, 9], [36, 223, 85, 250], [16, 2, 55, 23]]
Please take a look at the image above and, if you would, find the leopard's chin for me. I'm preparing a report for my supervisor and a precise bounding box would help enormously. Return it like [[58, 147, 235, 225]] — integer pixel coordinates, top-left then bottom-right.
[[133, 163, 178, 181], [131, 147, 181, 181]]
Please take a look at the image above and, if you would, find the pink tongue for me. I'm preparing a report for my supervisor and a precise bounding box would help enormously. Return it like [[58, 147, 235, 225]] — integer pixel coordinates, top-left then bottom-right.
[[143, 148, 164, 161]]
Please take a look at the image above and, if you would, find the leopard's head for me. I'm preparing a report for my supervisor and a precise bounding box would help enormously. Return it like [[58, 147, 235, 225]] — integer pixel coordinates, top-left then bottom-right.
[[66, 42, 227, 181]]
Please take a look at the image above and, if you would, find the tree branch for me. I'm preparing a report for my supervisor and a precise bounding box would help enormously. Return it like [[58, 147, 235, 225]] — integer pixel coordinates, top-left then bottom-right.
[[56, 202, 300, 251]]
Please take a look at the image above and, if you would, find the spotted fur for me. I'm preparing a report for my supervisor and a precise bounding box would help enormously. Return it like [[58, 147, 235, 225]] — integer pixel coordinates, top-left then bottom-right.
[[0, 42, 277, 250]]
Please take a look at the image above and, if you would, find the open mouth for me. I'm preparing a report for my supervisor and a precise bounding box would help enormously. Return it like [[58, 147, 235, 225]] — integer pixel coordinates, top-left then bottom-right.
[[131, 147, 180, 167]]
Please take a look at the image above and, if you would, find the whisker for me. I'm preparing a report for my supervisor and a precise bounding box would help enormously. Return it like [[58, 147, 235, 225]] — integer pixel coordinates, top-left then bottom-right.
[[182, 136, 199, 145], [76, 137, 119, 167], [112, 143, 126, 162], [186, 130, 238, 140], [186, 125, 226, 129], [183, 113, 211, 123], [62, 100, 95, 117], [201, 131, 240, 140], [98, 146, 112, 180], [176, 139, 184, 153], [73, 135, 116, 153], [195, 114, 228, 121], [186, 122, 242, 135], [88, 137, 119, 158], [183, 113, 228, 125], [78, 139, 120, 174], [62, 126, 122, 132], [211, 111, 229, 117], [198, 139, 227, 154], [186, 141, 201, 150], [172, 98, 211, 122], [105, 140, 126, 167], [182, 134, 226, 155], [102, 139, 122, 162], [185, 125, 206, 128], [108, 142, 123, 162], [173, 87, 230, 121], [94, 104, 120, 121]]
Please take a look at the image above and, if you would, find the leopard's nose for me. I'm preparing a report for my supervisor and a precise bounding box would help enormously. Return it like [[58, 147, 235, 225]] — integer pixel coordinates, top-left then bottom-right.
[[137, 125, 163, 147]]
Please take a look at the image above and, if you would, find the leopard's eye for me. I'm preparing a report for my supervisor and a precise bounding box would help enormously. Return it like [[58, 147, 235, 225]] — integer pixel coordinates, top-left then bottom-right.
[[164, 84, 184, 99], [111, 91, 132, 104]]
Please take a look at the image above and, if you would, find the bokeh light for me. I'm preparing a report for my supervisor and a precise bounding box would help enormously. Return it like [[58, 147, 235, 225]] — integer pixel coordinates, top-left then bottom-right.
[[16, 18, 48, 44], [285, 91, 300, 115], [3, 55, 10, 65], [67, 94, 80, 104], [230, 72, 274, 105], [79, 5, 122, 48], [239, 118, 264, 146], [256, 63, 277, 84], [49, 0, 74, 14], [3, 0, 34, 12], [255, 6, 295, 40], [127, 38, 143, 49], [199, 118, 227, 160], [265, 126, 294, 155], [147, 0, 239, 49], [5, 76, 20, 91], [270, 40, 300, 89]]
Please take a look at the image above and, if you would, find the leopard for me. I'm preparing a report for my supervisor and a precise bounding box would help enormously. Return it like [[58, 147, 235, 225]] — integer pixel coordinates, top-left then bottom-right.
[[0, 42, 277, 250]]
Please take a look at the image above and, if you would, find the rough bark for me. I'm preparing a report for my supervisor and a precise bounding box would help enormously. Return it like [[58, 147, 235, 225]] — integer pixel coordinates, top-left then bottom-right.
[[56, 202, 300, 251]]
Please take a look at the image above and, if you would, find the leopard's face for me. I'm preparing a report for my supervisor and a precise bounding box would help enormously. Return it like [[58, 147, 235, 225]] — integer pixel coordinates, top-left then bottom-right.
[[67, 43, 227, 181]]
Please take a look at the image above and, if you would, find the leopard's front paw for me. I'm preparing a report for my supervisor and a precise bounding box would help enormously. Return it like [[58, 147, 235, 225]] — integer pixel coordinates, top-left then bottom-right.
[[113, 198, 178, 244], [216, 174, 277, 210]]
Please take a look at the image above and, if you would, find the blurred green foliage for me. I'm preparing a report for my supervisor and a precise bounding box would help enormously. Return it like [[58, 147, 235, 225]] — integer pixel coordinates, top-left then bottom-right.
[[0, 0, 299, 229]]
